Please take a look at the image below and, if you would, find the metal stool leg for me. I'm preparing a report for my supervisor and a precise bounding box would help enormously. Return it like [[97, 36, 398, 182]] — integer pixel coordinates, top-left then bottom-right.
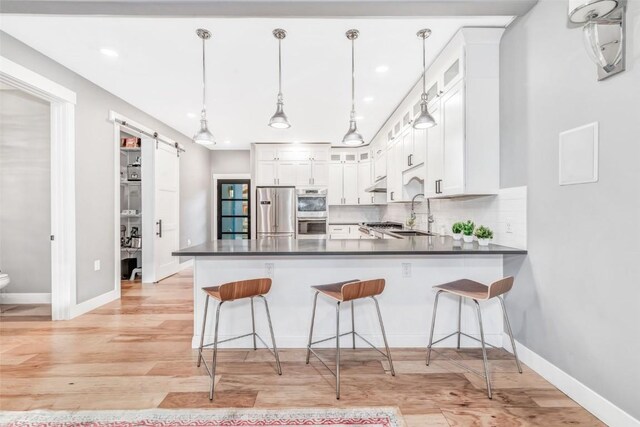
[[209, 301, 224, 401], [306, 292, 319, 364], [335, 301, 341, 400], [260, 295, 282, 375], [473, 299, 492, 399], [457, 296, 462, 349], [426, 290, 443, 366], [250, 297, 257, 350], [351, 301, 356, 349], [499, 296, 522, 374], [197, 295, 210, 367], [372, 296, 395, 376]]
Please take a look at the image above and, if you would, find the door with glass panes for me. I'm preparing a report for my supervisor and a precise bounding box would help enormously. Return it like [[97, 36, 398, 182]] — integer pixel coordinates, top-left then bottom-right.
[[217, 179, 250, 239]]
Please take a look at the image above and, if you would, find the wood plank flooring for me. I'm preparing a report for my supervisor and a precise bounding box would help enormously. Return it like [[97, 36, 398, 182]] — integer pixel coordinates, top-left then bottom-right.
[[0, 269, 603, 426]]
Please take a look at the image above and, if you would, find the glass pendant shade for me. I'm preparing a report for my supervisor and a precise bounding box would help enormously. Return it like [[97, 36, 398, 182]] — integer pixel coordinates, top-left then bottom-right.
[[193, 117, 215, 146], [342, 119, 364, 146], [582, 21, 623, 72], [413, 100, 436, 129]]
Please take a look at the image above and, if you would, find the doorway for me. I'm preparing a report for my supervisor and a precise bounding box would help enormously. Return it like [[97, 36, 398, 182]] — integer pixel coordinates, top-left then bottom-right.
[[0, 87, 52, 319], [0, 56, 76, 320]]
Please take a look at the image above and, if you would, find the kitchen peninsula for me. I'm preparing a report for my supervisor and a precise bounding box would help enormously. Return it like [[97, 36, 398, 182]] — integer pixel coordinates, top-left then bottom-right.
[[174, 237, 526, 350]]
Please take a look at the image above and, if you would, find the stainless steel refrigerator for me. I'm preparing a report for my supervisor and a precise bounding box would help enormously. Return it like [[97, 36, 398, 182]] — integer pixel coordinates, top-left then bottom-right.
[[256, 187, 296, 238]]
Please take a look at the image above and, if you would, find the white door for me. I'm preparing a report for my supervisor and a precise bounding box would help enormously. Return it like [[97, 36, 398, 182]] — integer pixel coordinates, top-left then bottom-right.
[[152, 141, 180, 281], [441, 80, 465, 195], [342, 163, 359, 205], [413, 127, 427, 167], [400, 127, 413, 172], [295, 162, 313, 186], [311, 161, 329, 187], [257, 161, 278, 186], [357, 160, 372, 205], [328, 163, 344, 205], [374, 147, 387, 181], [277, 162, 298, 186]]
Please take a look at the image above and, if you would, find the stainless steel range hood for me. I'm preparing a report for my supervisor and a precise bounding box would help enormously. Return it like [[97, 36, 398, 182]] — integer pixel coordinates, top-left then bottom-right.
[[365, 177, 387, 193]]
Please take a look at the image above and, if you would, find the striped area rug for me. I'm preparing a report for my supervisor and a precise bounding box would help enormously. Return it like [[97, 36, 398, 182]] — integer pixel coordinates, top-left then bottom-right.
[[0, 407, 405, 426]]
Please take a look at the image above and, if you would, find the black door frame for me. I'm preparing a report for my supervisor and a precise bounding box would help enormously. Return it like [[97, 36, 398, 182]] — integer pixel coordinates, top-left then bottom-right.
[[216, 179, 251, 240]]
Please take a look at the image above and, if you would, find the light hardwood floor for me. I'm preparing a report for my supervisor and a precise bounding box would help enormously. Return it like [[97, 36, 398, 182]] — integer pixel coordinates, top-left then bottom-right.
[[0, 269, 603, 426]]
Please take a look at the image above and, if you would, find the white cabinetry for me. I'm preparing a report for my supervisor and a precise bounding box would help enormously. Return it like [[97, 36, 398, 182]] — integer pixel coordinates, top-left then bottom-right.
[[254, 144, 330, 187], [329, 154, 359, 205], [329, 224, 368, 240], [373, 27, 503, 201]]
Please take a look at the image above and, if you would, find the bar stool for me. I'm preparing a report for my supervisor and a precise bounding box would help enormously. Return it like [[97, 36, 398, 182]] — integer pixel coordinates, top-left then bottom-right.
[[426, 276, 522, 399], [197, 278, 282, 400], [306, 279, 395, 399]]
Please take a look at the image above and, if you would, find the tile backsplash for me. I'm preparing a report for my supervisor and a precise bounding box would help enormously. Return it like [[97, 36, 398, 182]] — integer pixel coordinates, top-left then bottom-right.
[[383, 186, 527, 249], [328, 205, 383, 224]]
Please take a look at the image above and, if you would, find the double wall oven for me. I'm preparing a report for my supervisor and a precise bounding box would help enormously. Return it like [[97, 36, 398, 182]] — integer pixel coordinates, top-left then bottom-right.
[[296, 188, 327, 239]]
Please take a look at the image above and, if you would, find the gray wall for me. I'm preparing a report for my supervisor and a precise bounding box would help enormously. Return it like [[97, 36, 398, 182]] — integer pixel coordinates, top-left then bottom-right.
[[501, 0, 640, 419], [0, 89, 51, 294], [210, 149, 251, 175], [0, 31, 211, 304]]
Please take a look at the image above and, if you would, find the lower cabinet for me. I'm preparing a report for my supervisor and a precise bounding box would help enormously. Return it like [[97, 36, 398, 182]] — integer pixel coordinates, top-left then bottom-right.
[[329, 224, 368, 240]]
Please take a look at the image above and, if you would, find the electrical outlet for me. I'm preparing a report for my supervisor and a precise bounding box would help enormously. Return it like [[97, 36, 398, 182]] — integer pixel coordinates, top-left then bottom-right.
[[401, 263, 411, 278], [94, 260, 101, 271], [187, 238, 192, 246], [505, 219, 514, 234], [265, 263, 274, 278]]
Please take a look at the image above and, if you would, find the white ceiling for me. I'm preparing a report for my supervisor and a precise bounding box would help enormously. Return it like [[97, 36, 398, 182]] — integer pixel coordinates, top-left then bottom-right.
[[0, 15, 513, 149]]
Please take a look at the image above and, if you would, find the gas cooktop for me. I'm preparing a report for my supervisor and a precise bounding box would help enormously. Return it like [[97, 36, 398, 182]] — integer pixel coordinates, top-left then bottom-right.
[[362, 222, 403, 230]]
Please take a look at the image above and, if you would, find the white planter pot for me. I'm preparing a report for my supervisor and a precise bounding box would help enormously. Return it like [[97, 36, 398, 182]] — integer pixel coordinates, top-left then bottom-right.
[[463, 235, 474, 243], [477, 238, 491, 246], [452, 233, 462, 240]]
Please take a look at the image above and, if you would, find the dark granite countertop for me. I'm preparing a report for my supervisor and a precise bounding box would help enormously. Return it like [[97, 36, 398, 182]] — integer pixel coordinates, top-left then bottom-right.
[[173, 236, 527, 257]]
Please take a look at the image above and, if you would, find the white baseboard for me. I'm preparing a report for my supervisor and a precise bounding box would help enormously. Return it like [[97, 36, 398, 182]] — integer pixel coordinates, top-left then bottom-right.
[[503, 333, 639, 427], [0, 293, 51, 304], [179, 259, 193, 271], [70, 289, 118, 319]]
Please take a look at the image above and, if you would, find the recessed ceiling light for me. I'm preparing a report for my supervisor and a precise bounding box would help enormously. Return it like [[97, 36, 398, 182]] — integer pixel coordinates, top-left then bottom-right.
[[187, 112, 197, 118], [223, 140, 231, 144], [375, 65, 389, 73], [99, 48, 119, 58], [363, 96, 374, 103], [356, 116, 364, 121]]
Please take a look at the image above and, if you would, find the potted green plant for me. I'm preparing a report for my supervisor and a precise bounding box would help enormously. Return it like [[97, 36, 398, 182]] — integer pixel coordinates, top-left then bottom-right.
[[474, 225, 494, 246], [451, 222, 464, 240], [461, 220, 475, 243]]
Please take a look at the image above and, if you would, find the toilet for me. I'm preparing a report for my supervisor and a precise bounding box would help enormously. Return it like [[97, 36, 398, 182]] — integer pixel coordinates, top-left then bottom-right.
[[0, 272, 10, 290]]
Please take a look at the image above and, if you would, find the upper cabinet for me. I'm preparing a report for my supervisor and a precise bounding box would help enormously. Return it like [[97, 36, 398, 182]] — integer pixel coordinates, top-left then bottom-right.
[[254, 144, 330, 187], [373, 27, 504, 200]]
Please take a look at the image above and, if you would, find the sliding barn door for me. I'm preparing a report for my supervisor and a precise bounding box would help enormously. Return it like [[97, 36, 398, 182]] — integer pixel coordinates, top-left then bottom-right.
[[142, 138, 180, 283]]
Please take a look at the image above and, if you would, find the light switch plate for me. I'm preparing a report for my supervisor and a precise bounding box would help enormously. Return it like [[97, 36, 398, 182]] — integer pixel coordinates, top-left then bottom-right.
[[94, 260, 101, 271], [402, 263, 411, 278]]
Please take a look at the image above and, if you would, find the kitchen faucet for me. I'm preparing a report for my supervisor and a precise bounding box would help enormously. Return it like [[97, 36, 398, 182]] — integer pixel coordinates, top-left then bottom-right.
[[411, 193, 435, 234]]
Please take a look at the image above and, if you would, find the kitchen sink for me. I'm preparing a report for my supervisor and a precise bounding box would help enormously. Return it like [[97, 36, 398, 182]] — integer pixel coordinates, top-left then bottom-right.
[[391, 230, 433, 237]]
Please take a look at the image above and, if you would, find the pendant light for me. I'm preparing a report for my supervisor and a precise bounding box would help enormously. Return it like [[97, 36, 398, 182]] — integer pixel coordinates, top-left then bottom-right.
[[342, 29, 365, 146], [193, 28, 216, 146], [413, 29, 437, 130], [269, 29, 291, 129]]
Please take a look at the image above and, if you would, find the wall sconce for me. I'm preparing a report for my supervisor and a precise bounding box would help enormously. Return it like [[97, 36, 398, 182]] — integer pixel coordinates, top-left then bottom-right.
[[568, 0, 626, 80]]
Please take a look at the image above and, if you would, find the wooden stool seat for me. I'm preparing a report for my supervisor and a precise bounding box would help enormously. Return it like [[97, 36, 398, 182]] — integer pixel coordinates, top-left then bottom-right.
[[306, 278, 395, 399], [197, 277, 281, 401], [426, 275, 521, 399], [202, 278, 272, 302], [433, 277, 514, 301]]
